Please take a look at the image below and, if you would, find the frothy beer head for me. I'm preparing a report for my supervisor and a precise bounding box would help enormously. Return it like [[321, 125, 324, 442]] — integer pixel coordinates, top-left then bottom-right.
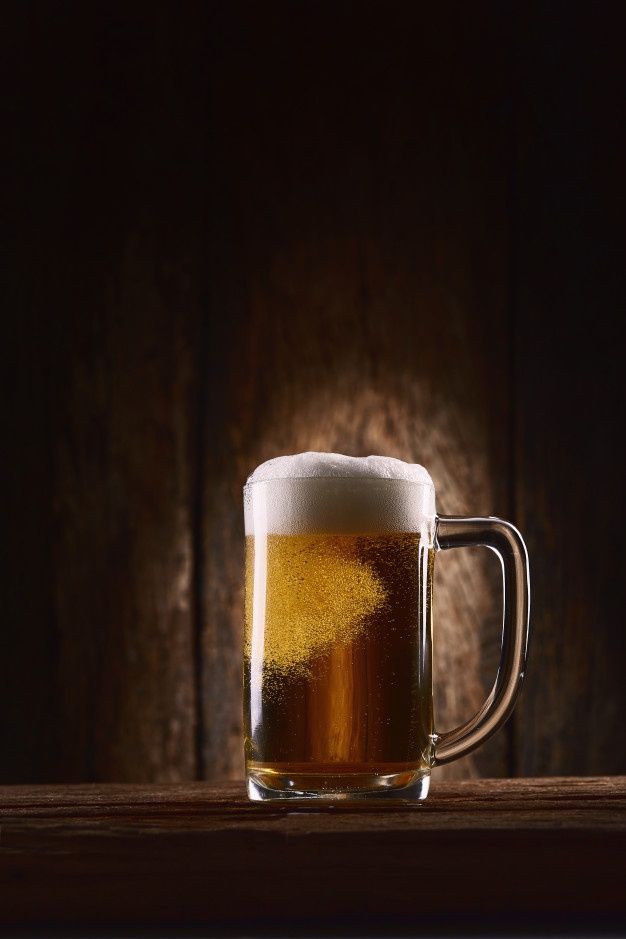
[[244, 452, 436, 537]]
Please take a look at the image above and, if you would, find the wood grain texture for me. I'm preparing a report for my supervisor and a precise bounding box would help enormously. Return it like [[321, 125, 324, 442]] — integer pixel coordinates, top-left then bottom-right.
[[2, 7, 208, 781], [205, 3, 513, 782], [4, 3, 624, 787], [512, 8, 626, 775], [0, 778, 624, 927]]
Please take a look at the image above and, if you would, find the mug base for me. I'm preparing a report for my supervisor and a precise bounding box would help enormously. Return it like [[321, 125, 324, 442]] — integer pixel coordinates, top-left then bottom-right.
[[246, 767, 430, 802]]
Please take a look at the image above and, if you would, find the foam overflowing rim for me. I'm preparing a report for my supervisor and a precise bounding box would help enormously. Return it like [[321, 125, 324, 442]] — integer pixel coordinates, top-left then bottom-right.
[[244, 474, 434, 489], [244, 452, 435, 489]]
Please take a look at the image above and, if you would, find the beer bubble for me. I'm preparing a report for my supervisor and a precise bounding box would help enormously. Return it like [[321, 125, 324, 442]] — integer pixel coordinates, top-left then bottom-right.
[[245, 534, 387, 675]]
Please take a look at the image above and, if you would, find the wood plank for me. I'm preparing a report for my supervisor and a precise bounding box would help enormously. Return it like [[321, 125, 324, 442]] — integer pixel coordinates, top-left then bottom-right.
[[0, 779, 623, 927], [205, 4, 514, 781], [512, 7, 626, 774], [2, 7, 207, 781], [0, 776, 624, 820]]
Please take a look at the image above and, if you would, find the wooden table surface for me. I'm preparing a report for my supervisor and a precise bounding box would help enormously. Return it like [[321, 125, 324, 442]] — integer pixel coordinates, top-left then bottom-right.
[[0, 777, 624, 930]]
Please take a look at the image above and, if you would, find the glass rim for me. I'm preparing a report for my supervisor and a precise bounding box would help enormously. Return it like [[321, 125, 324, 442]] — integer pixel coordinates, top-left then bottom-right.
[[243, 475, 435, 491]]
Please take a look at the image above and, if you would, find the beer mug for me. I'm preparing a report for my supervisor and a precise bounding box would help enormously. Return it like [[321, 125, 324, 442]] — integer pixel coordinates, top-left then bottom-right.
[[243, 453, 529, 801]]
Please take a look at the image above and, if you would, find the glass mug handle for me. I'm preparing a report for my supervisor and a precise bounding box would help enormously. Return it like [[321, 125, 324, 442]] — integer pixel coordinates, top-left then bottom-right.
[[432, 516, 530, 765]]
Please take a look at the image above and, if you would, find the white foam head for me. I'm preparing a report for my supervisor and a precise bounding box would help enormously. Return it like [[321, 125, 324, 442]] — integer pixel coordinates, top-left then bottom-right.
[[247, 452, 433, 487], [244, 452, 435, 537]]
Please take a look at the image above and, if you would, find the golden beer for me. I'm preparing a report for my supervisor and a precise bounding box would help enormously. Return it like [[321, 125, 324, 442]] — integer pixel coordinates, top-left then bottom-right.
[[244, 532, 434, 794]]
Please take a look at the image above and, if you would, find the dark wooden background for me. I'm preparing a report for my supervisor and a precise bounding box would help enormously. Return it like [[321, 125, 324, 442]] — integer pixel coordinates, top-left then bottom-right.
[[3, 2, 624, 784]]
